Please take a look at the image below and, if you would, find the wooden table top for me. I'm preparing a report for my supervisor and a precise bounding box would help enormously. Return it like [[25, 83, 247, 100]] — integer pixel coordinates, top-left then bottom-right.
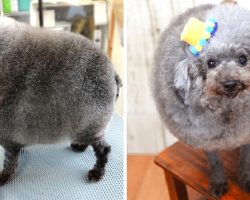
[[155, 142, 250, 200]]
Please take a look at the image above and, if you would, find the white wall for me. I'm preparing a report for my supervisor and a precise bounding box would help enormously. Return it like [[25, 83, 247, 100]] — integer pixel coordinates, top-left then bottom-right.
[[127, 0, 250, 154]]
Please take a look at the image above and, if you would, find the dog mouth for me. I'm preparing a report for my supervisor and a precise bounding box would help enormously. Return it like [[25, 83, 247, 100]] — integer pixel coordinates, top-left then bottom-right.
[[223, 90, 243, 98]]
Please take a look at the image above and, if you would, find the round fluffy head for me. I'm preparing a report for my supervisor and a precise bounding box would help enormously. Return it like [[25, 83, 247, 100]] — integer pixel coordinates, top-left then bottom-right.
[[153, 5, 250, 150], [197, 6, 250, 99]]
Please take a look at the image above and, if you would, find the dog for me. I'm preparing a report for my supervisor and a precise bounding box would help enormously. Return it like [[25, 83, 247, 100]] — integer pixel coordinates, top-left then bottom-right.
[[152, 4, 250, 197], [0, 17, 121, 185]]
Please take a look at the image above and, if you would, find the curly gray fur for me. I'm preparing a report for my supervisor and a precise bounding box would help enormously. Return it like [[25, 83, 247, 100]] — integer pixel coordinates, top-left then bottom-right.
[[153, 4, 250, 151], [0, 17, 121, 184], [152, 4, 250, 196]]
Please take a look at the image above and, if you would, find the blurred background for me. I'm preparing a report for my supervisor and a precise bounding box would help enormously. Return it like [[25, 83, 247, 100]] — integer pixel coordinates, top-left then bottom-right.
[[0, 0, 124, 116]]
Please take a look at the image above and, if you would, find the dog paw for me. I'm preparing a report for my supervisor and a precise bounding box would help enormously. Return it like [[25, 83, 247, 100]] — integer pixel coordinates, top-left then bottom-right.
[[241, 181, 250, 192], [88, 168, 104, 182], [71, 143, 88, 152], [239, 174, 250, 192], [210, 181, 228, 198], [0, 170, 15, 186]]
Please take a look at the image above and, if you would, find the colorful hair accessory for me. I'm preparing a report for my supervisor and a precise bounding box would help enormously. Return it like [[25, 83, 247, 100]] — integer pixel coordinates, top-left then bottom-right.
[[180, 17, 218, 56]]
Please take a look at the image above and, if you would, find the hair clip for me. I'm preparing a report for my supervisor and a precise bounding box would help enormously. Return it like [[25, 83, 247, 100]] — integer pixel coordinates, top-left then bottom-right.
[[180, 17, 218, 57]]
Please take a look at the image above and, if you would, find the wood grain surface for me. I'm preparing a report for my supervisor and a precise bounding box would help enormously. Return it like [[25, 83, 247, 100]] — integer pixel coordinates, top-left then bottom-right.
[[155, 142, 250, 199]]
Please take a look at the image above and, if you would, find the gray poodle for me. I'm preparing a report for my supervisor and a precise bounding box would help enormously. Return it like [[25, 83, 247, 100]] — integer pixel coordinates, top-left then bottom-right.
[[152, 4, 250, 197], [0, 17, 121, 185]]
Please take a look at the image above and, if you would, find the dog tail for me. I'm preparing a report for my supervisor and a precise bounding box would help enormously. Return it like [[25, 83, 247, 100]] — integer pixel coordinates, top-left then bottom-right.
[[115, 73, 122, 100]]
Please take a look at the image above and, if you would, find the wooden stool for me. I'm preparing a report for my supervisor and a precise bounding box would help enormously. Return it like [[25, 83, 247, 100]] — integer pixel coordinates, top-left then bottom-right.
[[155, 142, 250, 200]]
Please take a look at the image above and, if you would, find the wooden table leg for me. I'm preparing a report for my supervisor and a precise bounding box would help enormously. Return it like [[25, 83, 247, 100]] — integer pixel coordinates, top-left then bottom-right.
[[164, 170, 189, 200]]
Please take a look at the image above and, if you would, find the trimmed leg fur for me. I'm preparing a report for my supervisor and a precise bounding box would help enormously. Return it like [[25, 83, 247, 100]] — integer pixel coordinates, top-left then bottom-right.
[[71, 143, 89, 152], [206, 151, 228, 198], [239, 144, 250, 192], [0, 142, 22, 186], [88, 139, 111, 182]]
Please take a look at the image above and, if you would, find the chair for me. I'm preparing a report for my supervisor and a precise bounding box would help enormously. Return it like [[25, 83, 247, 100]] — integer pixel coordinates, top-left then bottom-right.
[[155, 142, 250, 200]]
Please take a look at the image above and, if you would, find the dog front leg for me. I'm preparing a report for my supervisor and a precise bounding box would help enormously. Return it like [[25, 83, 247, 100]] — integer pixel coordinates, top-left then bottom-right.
[[206, 151, 228, 197], [239, 144, 250, 192]]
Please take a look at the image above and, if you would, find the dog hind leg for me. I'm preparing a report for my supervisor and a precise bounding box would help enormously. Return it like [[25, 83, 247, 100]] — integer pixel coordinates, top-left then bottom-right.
[[70, 143, 89, 152], [88, 138, 111, 182], [0, 142, 23, 186]]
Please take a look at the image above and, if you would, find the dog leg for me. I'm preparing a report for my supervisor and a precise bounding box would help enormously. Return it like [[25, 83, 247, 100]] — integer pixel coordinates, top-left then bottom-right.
[[0, 142, 22, 186], [206, 151, 228, 197], [70, 143, 89, 152], [239, 144, 250, 192], [88, 138, 111, 182]]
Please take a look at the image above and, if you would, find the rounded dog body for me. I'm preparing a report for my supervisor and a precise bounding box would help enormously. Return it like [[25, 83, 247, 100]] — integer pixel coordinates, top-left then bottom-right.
[[153, 4, 250, 150], [0, 17, 121, 184], [153, 4, 250, 196]]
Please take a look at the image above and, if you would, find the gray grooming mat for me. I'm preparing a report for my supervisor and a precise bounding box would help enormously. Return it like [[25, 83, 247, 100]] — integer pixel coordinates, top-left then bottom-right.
[[0, 114, 124, 200]]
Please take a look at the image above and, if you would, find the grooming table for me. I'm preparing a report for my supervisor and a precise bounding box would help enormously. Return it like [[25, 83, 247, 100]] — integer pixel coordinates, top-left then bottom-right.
[[0, 114, 124, 200], [155, 142, 250, 200]]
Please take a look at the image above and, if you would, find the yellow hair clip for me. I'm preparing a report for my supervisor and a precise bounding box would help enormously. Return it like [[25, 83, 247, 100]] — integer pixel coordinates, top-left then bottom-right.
[[180, 17, 218, 56]]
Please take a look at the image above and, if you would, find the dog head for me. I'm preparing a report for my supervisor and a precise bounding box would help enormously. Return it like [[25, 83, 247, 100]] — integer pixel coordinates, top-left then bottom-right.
[[174, 6, 250, 103], [200, 43, 250, 99]]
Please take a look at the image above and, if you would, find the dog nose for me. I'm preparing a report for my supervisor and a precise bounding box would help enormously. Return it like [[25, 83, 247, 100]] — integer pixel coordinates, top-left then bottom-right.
[[223, 80, 237, 91]]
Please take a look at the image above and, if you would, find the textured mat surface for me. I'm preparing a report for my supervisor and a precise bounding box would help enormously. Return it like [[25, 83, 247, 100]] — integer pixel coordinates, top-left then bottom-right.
[[0, 114, 124, 200]]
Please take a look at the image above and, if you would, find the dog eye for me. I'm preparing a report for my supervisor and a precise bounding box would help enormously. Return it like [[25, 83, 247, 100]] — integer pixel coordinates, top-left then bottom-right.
[[238, 55, 248, 66], [207, 59, 216, 69]]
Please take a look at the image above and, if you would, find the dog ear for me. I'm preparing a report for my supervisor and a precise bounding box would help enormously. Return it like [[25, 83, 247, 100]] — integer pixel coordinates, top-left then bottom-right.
[[174, 59, 191, 104]]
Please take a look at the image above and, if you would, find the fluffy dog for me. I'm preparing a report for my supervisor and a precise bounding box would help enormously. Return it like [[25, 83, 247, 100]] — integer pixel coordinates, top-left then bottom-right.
[[0, 17, 121, 185], [152, 4, 250, 197]]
